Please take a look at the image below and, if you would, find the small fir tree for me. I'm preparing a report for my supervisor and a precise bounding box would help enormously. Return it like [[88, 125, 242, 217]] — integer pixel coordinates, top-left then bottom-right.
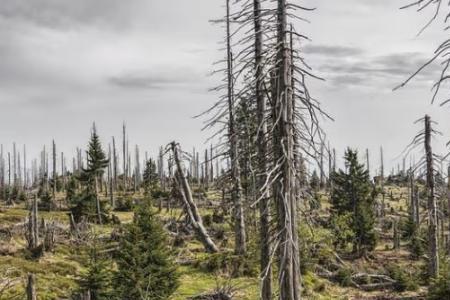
[[113, 200, 179, 299], [77, 245, 112, 300], [331, 148, 377, 256], [70, 124, 109, 223]]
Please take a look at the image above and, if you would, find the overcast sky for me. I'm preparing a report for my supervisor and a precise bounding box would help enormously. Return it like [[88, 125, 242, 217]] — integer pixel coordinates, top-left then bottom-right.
[[0, 0, 449, 174]]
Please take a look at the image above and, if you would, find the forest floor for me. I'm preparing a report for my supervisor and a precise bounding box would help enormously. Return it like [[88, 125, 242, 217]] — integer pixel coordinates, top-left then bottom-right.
[[0, 184, 429, 299]]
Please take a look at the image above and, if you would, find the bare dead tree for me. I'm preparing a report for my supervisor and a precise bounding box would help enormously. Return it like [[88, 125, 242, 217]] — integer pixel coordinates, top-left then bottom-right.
[[108, 144, 114, 208], [7, 152, 12, 206], [424, 115, 439, 278], [404, 114, 441, 278], [206, 0, 327, 297], [122, 122, 127, 191], [52, 140, 57, 207], [380, 146, 385, 217], [23, 145, 27, 190], [0, 145, 4, 201], [169, 142, 219, 253], [26, 273, 37, 300], [27, 195, 39, 250], [396, 0, 450, 105], [253, 0, 272, 297], [366, 149, 370, 175], [205, 0, 247, 255], [112, 136, 118, 191]]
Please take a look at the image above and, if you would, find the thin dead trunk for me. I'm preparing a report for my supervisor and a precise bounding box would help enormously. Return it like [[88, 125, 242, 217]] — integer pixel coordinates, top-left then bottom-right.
[[274, 0, 300, 298], [26, 273, 37, 300], [171, 142, 219, 253], [254, 0, 272, 298], [226, 0, 246, 256], [425, 115, 439, 278], [95, 176, 102, 225]]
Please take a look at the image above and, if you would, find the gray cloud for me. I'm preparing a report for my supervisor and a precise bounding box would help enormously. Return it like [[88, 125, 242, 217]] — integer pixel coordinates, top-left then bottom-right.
[[0, 0, 140, 29], [308, 48, 440, 89], [304, 44, 365, 57], [108, 67, 206, 92]]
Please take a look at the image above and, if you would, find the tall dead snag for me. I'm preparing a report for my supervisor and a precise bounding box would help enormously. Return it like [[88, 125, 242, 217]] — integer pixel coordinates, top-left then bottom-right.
[[405, 115, 440, 278], [108, 144, 114, 208], [170, 142, 219, 253], [273, 1, 300, 298], [225, 0, 246, 256], [448, 164, 450, 253], [409, 169, 420, 226], [254, 0, 272, 297], [0, 145, 4, 201], [112, 137, 118, 191], [27, 195, 39, 250], [52, 140, 57, 208], [24, 145, 27, 190], [380, 146, 385, 217], [60, 152, 65, 193], [122, 123, 127, 191], [424, 115, 439, 278], [7, 152, 12, 205], [26, 273, 37, 300], [366, 149, 370, 175]]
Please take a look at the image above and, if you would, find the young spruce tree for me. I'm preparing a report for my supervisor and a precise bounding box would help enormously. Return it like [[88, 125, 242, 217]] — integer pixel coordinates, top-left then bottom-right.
[[331, 148, 377, 256], [78, 245, 112, 300], [71, 124, 109, 223], [113, 200, 178, 299]]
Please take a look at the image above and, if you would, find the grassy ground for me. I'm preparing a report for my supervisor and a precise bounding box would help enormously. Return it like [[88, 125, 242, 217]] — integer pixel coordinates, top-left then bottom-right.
[[0, 184, 429, 299]]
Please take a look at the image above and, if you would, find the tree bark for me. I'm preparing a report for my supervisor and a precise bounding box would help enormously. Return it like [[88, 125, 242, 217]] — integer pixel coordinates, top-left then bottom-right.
[[95, 176, 102, 225], [254, 0, 272, 298], [425, 115, 439, 278], [26, 273, 37, 300], [226, 0, 246, 256], [171, 142, 219, 253], [274, 1, 300, 298]]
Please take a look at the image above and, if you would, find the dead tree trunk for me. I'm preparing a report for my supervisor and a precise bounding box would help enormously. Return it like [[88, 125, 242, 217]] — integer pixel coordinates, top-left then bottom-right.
[[95, 176, 102, 225], [254, 0, 272, 298], [274, 0, 300, 298], [0, 146, 3, 201], [7, 152, 12, 205], [425, 115, 439, 278], [112, 137, 118, 191], [27, 195, 39, 250], [319, 142, 325, 189], [170, 142, 219, 253], [226, 0, 246, 256], [24, 145, 27, 190], [393, 219, 400, 250], [122, 123, 127, 191], [26, 273, 37, 300], [61, 152, 65, 193], [380, 146, 385, 218], [366, 149, 370, 175], [108, 144, 114, 208], [448, 164, 450, 254], [52, 140, 57, 209]]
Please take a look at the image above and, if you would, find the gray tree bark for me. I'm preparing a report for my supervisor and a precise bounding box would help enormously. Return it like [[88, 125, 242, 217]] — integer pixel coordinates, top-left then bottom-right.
[[171, 142, 219, 253], [26, 273, 37, 300], [425, 115, 439, 278], [226, 0, 246, 256], [254, 0, 272, 298], [274, 1, 300, 298]]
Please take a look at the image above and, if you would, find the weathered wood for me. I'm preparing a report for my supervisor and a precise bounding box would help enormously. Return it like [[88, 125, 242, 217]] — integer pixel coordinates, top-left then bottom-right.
[[254, 0, 271, 298], [171, 142, 219, 253], [26, 273, 37, 300], [273, 1, 300, 298], [424, 115, 439, 278], [225, 0, 246, 256]]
